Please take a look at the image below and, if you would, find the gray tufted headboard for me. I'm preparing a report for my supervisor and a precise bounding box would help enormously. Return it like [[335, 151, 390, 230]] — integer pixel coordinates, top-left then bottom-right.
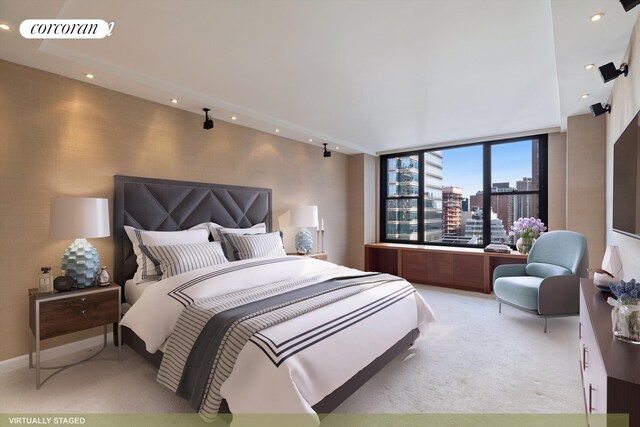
[[114, 175, 272, 290]]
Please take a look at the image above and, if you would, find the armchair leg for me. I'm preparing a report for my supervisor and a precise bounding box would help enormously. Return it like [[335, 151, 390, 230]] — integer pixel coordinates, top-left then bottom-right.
[[544, 318, 547, 333], [498, 302, 502, 314]]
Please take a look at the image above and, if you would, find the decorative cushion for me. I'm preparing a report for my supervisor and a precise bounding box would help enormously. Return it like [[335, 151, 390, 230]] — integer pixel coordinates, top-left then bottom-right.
[[140, 241, 228, 280], [211, 223, 267, 260], [494, 276, 544, 312], [222, 231, 286, 260], [124, 226, 210, 281], [525, 262, 572, 278]]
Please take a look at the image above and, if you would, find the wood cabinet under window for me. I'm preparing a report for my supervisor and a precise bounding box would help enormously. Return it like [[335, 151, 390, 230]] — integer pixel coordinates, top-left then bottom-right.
[[365, 243, 526, 293]]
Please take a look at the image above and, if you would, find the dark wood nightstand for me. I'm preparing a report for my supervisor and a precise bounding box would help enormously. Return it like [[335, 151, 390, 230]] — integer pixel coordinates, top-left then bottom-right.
[[287, 252, 328, 261], [28, 283, 121, 389]]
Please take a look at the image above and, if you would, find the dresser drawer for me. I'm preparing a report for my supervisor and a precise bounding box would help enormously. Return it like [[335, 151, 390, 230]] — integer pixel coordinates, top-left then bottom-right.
[[38, 290, 119, 339]]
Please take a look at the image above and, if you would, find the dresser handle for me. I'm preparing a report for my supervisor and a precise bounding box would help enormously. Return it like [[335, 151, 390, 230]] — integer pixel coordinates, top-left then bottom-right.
[[582, 345, 587, 370], [81, 297, 86, 302], [80, 310, 86, 314], [588, 383, 595, 413], [579, 321, 582, 340]]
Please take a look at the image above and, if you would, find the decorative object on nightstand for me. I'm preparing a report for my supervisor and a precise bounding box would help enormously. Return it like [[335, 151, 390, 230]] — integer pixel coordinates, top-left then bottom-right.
[[49, 197, 110, 289], [291, 205, 318, 255], [591, 245, 623, 291], [53, 273, 75, 292], [37, 267, 53, 294], [95, 266, 111, 286]]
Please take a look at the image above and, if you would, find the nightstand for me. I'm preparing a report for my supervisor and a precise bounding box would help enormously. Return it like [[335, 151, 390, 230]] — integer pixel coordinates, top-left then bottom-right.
[[287, 252, 328, 261], [28, 283, 121, 389]]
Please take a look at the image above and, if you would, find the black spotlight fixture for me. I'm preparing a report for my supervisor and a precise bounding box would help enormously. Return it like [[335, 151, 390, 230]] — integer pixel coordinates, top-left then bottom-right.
[[323, 143, 332, 158], [599, 62, 628, 83], [202, 108, 214, 130], [590, 103, 611, 117], [620, 0, 640, 12]]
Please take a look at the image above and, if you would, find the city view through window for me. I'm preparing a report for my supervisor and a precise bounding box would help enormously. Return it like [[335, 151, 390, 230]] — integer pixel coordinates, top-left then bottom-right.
[[385, 138, 542, 246]]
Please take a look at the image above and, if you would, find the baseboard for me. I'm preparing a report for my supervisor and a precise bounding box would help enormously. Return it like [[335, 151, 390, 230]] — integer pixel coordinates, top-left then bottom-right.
[[0, 333, 113, 373]]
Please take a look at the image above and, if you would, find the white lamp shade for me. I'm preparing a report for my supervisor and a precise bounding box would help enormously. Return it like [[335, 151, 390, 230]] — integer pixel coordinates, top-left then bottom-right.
[[602, 245, 623, 279], [50, 197, 110, 239], [291, 205, 319, 228]]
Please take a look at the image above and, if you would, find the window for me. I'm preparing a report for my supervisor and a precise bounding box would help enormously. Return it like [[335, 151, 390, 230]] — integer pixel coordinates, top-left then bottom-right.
[[380, 136, 548, 247]]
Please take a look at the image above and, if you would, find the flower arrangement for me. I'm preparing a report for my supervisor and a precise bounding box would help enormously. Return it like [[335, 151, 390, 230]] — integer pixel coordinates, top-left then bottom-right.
[[609, 279, 640, 304], [608, 279, 640, 343], [509, 217, 546, 254], [509, 217, 547, 240]]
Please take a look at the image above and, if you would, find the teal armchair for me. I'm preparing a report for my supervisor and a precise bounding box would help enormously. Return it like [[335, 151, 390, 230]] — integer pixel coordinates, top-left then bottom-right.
[[493, 230, 588, 332]]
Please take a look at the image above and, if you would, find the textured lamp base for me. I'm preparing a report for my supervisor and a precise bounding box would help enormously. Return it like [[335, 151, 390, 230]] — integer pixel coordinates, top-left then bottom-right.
[[295, 228, 314, 254], [61, 238, 100, 288]]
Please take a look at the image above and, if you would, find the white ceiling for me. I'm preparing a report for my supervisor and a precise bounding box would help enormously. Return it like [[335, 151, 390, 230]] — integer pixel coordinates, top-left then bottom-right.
[[0, 0, 638, 155]]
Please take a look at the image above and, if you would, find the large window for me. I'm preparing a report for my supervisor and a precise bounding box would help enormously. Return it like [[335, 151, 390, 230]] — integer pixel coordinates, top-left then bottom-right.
[[381, 136, 547, 247]]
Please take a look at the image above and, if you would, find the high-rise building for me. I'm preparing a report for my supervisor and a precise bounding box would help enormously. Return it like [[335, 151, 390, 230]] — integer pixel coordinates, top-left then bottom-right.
[[461, 198, 469, 212], [424, 151, 443, 242], [515, 177, 533, 221], [491, 182, 514, 238], [385, 156, 420, 240], [463, 207, 508, 245], [442, 186, 463, 237]]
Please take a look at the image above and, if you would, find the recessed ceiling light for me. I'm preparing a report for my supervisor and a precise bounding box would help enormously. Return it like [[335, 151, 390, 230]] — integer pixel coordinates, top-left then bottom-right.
[[231, 116, 237, 120], [308, 138, 313, 142], [589, 13, 604, 22], [584, 64, 595, 70], [0, 23, 10, 31], [582, 94, 590, 99], [336, 147, 340, 150], [170, 99, 178, 104], [275, 129, 280, 133], [84, 73, 95, 79]]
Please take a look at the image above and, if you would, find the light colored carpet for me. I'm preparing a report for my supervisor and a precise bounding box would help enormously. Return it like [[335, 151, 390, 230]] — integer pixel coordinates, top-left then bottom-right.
[[0, 285, 583, 414]]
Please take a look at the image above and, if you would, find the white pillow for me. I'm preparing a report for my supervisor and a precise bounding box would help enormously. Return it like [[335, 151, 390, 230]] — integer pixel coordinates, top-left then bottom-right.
[[140, 241, 228, 279], [124, 226, 210, 281], [210, 223, 267, 260], [222, 231, 286, 260]]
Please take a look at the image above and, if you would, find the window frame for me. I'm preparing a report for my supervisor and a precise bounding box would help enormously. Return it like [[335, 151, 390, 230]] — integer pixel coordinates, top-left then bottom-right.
[[379, 135, 548, 248]]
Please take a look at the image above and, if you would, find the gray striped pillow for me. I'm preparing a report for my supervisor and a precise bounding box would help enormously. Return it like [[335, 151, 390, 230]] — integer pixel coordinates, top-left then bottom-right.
[[140, 241, 228, 279], [222, 231, 286, 260]]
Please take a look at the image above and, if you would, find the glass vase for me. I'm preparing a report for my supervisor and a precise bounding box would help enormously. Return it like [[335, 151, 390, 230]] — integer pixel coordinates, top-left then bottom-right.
[[611, 301, 640, 344], [516, 237, 534, 254]]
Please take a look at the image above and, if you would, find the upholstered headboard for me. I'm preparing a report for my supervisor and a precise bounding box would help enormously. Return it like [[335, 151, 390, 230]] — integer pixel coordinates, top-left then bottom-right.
[[113, 175, 272, 288]]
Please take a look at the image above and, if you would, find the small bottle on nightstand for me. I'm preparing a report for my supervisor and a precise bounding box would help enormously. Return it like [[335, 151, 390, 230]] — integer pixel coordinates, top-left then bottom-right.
[[38, 267, 53, 294]]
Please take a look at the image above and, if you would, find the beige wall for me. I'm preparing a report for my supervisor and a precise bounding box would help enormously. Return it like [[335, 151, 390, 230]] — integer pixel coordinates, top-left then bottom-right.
[[606, 13, 640, 280], [566, 114, 606, 264], [547, 132, 567, 231], [0, 59, 353, 361], [346, 154, 377, 269]]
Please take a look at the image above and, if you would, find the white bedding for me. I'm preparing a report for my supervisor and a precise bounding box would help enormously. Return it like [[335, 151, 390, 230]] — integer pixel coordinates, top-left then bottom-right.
[[124, 279, 157, 304], [120, 257, 435, 424]]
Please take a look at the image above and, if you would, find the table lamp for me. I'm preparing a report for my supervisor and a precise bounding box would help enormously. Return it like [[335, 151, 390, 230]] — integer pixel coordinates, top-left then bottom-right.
[[593, 245, 624, 288], [50, 197, 110, 288], [291, 205, 318, 254]]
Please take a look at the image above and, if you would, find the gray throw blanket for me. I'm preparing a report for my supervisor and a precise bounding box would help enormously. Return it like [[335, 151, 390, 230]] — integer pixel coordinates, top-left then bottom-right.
[[157, 271, 402, 417]]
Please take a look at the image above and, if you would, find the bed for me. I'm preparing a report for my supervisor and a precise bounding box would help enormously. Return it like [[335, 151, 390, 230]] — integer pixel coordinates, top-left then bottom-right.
[[113, 175, 434, 424]]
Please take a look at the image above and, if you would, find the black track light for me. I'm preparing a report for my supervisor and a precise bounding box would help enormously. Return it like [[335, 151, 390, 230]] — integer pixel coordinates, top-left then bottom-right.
[[599, 62, 628, 83], [203, 108, 214, 130], [620, 0, 640, 12], [590, 103, 611, 117], [323, 143, 332, 158]]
